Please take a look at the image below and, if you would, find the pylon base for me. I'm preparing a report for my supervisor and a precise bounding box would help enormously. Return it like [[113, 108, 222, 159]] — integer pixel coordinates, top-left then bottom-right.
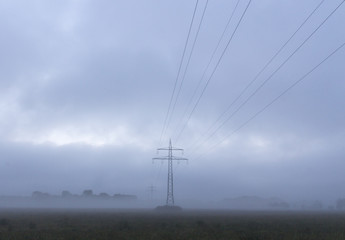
[[155, 205, 182, 211]]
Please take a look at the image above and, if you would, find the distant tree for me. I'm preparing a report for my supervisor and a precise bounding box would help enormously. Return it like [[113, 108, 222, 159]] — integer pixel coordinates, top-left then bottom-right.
[[311, 200, 323, 210], [113, 194, 137, 201], [99, 193, 110, 199], [61, 190, 72, 198], [32, 191, 42, 198], [268, 197, 290, 209], [82, 190, 93, 197], [32, 191, 50, 199], [336, 198, 345, 210]]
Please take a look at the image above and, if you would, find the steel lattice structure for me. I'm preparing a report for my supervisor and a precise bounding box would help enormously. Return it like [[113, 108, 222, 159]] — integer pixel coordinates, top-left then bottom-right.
[[153, 139, 188, 206]]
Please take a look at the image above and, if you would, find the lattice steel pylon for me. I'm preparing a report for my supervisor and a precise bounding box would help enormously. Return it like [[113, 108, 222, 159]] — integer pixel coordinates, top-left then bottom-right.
[[153, 139, 188, 206]]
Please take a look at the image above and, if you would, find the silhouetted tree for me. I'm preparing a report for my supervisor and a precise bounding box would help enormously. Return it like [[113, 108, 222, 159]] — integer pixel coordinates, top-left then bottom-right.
[[61, 190, 72, 198], [32, 191, 50, 199], [113, 194, 137, 201], [82, 190, 93, 197], [311, 200, 323, 210], [336, 198, 345, 210], [99, 193, 110, 198]]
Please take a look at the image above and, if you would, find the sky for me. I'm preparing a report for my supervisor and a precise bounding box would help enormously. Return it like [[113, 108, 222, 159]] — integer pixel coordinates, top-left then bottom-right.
[[0, 0, 344, 206]]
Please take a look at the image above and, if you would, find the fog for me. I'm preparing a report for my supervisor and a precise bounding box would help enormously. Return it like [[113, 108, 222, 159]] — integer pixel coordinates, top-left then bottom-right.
[[0, 0, 345, 210]]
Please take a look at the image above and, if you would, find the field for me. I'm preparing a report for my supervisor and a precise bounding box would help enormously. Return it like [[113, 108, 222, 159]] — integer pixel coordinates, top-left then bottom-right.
[[0, 209, 344, 239]]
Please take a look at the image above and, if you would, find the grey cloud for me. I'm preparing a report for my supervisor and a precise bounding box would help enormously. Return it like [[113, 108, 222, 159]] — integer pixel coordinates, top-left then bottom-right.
[[0, 0, 344, 208]]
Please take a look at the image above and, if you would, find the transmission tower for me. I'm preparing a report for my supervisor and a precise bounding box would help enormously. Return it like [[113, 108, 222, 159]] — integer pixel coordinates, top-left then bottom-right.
[[153, 139, 188, 206], [146, 184, 157, 200]]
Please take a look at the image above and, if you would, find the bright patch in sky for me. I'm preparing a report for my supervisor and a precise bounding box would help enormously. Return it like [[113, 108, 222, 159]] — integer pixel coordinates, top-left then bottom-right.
[[11, 125, 151, 150], [249, 135, 270, 149]]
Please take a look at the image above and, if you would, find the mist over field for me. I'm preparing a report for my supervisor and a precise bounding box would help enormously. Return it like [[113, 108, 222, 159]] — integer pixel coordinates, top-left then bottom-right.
[[0, 0, 345, 211]]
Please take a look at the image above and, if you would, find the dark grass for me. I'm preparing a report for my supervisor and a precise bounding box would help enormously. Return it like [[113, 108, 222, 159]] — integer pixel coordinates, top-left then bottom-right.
[[0, 208, 345, 239]]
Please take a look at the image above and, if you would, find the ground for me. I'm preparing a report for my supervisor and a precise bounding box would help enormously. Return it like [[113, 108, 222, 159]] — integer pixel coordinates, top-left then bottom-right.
[[0, 209, 344, 239]]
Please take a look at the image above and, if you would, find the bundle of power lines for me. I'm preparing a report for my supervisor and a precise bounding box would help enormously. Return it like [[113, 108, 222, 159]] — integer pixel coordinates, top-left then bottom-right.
[[158, 0, 345, 160]]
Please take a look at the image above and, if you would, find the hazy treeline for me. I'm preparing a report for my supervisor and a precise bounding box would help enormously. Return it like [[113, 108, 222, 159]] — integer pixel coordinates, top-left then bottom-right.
[[31, 189, 137, 201]]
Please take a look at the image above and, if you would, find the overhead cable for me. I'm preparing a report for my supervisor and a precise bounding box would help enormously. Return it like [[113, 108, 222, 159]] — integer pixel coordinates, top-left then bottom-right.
[[191, 0, 344, 152], [159, 0, 200, 145], [165, 0, 210, 137], [175, 0, 253, 143], [173, 0, 241, 141], [190, 0, 326, 151], [196, 40, 345, 159]]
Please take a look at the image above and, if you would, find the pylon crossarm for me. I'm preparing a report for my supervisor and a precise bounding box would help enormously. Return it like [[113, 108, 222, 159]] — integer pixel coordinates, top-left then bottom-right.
[[157, 148, 169, 151], [171, 148, 184, 151], [152, 157, 169, 160], [171, 157, 188, 161], [157, 147, 184, 151], [153, 157, 188, 161]]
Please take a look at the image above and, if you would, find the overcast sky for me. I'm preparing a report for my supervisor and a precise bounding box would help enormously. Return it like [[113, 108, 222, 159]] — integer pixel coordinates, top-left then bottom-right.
[[0, 0, 344, 206]]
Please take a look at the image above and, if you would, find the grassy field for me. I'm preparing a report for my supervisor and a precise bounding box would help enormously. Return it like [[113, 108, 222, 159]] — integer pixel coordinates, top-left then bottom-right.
[[0, 209, 344, 239]]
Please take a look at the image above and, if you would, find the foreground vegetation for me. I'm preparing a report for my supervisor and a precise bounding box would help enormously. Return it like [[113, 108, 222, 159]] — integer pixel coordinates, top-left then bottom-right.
[[0, 209, 344, 239]]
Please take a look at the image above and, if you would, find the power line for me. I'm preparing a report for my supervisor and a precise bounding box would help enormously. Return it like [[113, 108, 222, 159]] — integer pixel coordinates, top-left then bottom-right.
[[190, 0, 345, 152], [159, 0, 200, 145], [196, 40, 345, 160], [189, 0, 326, 151], [175, 0, 253, 143], [165, 0, 210, 137], [173, 0, 241, 141]]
